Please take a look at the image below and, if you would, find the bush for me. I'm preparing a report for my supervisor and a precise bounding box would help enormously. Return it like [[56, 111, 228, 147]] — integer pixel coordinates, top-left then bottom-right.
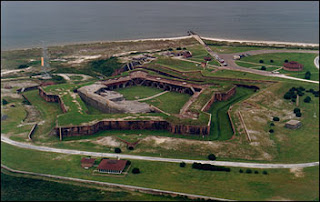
[[297, 91, 304, 96], [126, 160, 131, 166], [254, 171, 259, 174], [273, 117, 280, 121], [294, 108, 301, 114], [239, 169, 243, 173], [296, 112, 302, 117], [208, 154, 216, 161], [132, 168, 140, 174], [284, 59, 288, 63], [291, 98, 296, 103], [270, 59, 274, 63], [168, 48, 173, 51], [304, 96, 311, 103], [180, 162, 186, 167], [259, 60, 264, 63], [182, 47, 187, 50], [176, 47, 182, 50], [18, 64, 29, 69], [270, 122, 275, 126], [114, 148, 122, 153], [245, 169, 252, 174], [260, 66, 266, 70], [2, 99, 9, 105], [262, 170, 268, 175], [284, 92, 292, 99], [298, 86, 305, 91], [192, 163, 230, 172], [269, 129, 274, 133], [291, 94, 297, 99], [128, 146, 134, 150], [304, 71, 311, 80], [313, 91, 319, 97]]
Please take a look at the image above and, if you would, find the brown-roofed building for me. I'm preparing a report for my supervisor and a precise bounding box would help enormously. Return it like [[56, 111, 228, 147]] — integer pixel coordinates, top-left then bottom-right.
[[283, 61, 304, 71], [97, 159, 128, 174], [204, 56, 212, 61], [81, 157, 95, 169]]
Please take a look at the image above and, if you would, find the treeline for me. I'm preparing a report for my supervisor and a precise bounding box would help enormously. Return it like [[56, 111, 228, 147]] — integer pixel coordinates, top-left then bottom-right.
[[192, 163, 230, 172]]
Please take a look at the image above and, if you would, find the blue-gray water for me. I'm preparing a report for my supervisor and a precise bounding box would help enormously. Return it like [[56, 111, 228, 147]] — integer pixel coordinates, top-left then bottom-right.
[[1, 1, 319, 50]]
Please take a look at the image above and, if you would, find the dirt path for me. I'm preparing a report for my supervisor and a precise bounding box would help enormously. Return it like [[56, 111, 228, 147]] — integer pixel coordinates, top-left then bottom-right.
[[136, 91, 168, 101]]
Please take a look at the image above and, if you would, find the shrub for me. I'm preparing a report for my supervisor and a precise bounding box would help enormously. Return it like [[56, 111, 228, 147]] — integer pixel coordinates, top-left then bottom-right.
[[254, 171, 259, 174], [304, 71, 311, 80], [128, 146, 134, 150], [208, 154, 216, 161], [180, 162, 186, 167], [182, 47, 187, 50], [304, 96, 311, 103], [296, 112, 302, 117], [307, 88, 314, 93], [270, 122, 275, 126], [284, 59, 288, 63], [313, 91, 319, 97], [283, 92, 292, 99], [260, 66, 266, 70], [293, 108, 301, 114], [18, 64, 29, 69], [245, 169, 252, 174], [259, 60, 264, 63], [239, 169, 243, 173], [291, 94, 297, 99], [126, 160, 131, 166], [291, 98, 296, 103], [2, 99, 9, 105], [168, 48, 173, 51], [176, 47, 182, 50], [297, 91, 304, 96], [192, 163, 230, 172], [269, 129, 274, 133], [270, 59, 274, 63], [298, 86, 305, 91], [273, 117, 280, 121], [114, 148, 122, 153], [132, 168, 140, 174], [262, 170, 268, 175]]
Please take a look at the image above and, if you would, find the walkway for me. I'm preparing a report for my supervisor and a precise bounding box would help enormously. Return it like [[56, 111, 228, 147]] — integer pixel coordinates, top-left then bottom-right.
[[314, 56, 319, 69], [1, 135, 319, 169], [136, 91, 169, 101]]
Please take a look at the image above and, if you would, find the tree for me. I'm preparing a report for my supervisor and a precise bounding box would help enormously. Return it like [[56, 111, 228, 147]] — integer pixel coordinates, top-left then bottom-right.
[[284, 92, 292, 100], [304, 71, 311, 80], [273, 117, 280, 121], [132, 168, 140, 174], [245, 169, 252, 174], [114, 148, 122, 153], [297, 91, 304, 96], [270, 59, 274, 63], [18, 64, 29, 69], [176, 47, 182, 50], [239, 169, 243, 173], [128, 146, 134, 150], [208, 154, 216, 160], [269, 129, 274, 133], [259, 60, 264, 63], [180, 162, 186, 167], [291, 98, 296, 103], [261, 66, 266, 70], [126, 160, 131, 166], [270, 122, 275, 126], [254, 171, 259, 174], [304, 96, 311, 103], [2, 99, 9, 105], [262, 170, 268, 175], [294, 108, 301, 114], [182, 47, 187, 50], [296, 112, 302, 117], [284, 59, 288, 63], [168, 48, 173, 51]]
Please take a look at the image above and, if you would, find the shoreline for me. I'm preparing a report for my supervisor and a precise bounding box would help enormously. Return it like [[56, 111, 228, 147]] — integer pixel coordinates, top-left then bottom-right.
[[2, 35, 319, 51]]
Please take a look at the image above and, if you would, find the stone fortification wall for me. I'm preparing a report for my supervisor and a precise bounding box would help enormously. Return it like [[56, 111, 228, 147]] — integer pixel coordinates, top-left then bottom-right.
[[38, 87, 67, 113], [55, 119, 210, 139], [201, 86, 237, 112], [16, 85, 40, 94]]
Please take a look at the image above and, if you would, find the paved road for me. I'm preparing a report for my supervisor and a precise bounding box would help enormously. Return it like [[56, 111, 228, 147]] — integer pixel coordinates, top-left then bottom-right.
[[2, 135, 319, 169]]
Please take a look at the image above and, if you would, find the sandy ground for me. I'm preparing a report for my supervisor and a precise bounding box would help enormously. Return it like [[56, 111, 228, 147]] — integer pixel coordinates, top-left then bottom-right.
[[1, 66, 33, 76], [64, 55, 101, 64]]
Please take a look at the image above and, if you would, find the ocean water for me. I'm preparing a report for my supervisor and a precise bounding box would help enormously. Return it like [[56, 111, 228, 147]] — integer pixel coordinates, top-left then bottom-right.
[[1, 1, 319, 50]]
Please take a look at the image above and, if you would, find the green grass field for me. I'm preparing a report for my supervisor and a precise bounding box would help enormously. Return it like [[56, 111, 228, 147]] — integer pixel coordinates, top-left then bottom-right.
[[144, 91, 191, 114], [1, 172, 183, 201], [155, 57, 203, 71], [114, 86, 164, 100], [186, 45, 220, 66], [1, 142, 318, 201], [240, 53, 319, 81]]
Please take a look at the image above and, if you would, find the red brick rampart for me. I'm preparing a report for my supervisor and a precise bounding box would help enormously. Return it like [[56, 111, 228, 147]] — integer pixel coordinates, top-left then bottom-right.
[[56, 120, 210, 139], [38, 87, 68, 113]]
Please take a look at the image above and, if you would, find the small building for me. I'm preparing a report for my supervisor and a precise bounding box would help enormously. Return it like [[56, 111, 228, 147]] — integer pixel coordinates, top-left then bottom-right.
[[283, 61, 304, 71], [97, 159, 128, 174], [201, 62, 207, 68], [182, 51, 192, 58], [204, 56, 212, 61], [285, 120, 302, 129], [233, 55, 241, 60], [81, 157, 95, 169]]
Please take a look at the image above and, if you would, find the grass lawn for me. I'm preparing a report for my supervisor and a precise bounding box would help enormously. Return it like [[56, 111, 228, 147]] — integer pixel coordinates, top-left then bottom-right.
[[186, 45, 220, 66], [114, 86, 164, 100], [206, 44, 267, 54], [144, 91, 191, 114], [155, 57, 203, 71], [209, 87, 256, 140], [240, 53, 319, 81], [1, 172, 181, 201], [1, 142, 319, 201], [69, 75, 83, 81]]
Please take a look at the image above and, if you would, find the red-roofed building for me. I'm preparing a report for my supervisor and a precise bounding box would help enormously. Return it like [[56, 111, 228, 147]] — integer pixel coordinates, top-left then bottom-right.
[[97, 159, 128, 174], [81, 157, 95, 169], [283, 61, 304, 71]]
